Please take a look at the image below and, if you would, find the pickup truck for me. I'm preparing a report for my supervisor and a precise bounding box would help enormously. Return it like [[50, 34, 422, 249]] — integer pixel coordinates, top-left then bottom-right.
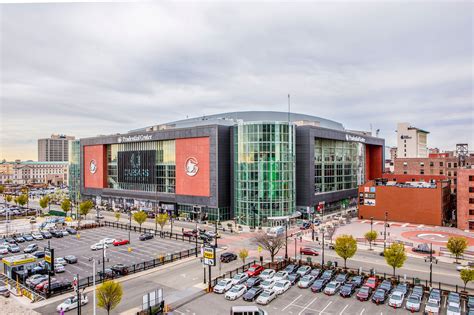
[[424, 298, 440, 314]]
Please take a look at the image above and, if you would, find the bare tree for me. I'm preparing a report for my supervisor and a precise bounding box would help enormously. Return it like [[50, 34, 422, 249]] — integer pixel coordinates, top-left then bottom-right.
[[254, 233, 285, 262]]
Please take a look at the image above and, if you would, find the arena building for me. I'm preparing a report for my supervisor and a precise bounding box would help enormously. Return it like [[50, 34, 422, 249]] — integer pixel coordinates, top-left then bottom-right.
[[78, 111, 384, 226]]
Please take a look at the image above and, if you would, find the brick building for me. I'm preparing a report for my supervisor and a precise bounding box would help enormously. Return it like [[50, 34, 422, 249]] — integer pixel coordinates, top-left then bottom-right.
[[358, 178, 451, 226], [456, 167, 474, 231]]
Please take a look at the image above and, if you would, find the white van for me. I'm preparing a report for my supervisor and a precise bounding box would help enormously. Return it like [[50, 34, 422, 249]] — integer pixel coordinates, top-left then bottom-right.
[[230, 305, 268, 315], [266, 226, 284, 237]]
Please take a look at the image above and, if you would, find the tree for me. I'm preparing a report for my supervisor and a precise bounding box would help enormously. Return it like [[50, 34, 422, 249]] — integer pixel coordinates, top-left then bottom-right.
[[79, 200, 94, 219], [17, 194, 28, 208], [39, 196, 50, 211], [334, 234, 357, 269], [460, 268, 474, 292], [447, 236, 468, 264], [96, 280, 123, 315], [133, 211, 148, 231], [384, 243, 407, 276], [114, 212, 121, 222], [0, 185, 4, 194], [5, 195, 12, 204], [14, 196, 19, 206], [364, 230, 378, 250], [326, 225, 336, 244], [239, 248, 249, 264], [60, 198, 72, 216], [254, 233, 285, 262], [155, 213, 169, 234]]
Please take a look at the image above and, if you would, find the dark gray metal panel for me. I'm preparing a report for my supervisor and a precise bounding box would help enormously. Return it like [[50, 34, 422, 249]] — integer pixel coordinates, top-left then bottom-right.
[[230, 127, 235, 219], [312, 189, 358, 205], [217, 125, 231, 208], [295, 127, 313, 206]]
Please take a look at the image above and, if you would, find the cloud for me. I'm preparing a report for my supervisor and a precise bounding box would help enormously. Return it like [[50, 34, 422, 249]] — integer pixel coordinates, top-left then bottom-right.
[[0, 1, 472, 160]]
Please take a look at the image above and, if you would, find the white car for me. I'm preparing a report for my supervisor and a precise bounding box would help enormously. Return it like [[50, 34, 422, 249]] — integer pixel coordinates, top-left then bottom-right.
[[32, 232, 43, 240], [55, 264, 65, 273], [231, 273, 249, 285], [90, 243, 108, 251], [0, 245, 8, 255], [405, 294, 422, 312], [260, 278, 276, 290], [224, 285, 247, 301], [259, 269, 275, 280], [273, 280, 291, 295], [323, 281, 341, 295], [100, 238, 115, 245], [296, 265, 311, 276], [213, 278, 233, 294], [256, 289, 277, 305], [424, 298, 440, 314], [298, 275, 316, 288], [56, 295, 89, 312], [273, 271, 288, 281], [447, 302, 461, 315], [388, 290, 405, 308], [55, 257, 67, 266]]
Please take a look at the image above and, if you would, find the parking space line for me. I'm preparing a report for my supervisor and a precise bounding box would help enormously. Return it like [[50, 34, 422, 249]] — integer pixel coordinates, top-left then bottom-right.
[[297, 297, 318, 315], [319, 301, 332, 315], [359, 308, 365, 315], [339, 304, 349, 315], [282, 294, 302, 311]]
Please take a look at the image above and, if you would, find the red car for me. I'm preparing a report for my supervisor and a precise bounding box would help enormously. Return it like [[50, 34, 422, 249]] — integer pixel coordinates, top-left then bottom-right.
[[364, 276, 378, 289], [35, 278, 56, 292], [246, 264, 264, 277], [356, 285, 373, 301], [183, 230, 198, 237], [300, 247, 319, 256], [113, 239, 129, 246]]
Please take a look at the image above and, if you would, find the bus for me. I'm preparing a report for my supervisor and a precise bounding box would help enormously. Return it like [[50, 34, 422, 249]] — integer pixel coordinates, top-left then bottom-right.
[[266, 226, 284, 237]]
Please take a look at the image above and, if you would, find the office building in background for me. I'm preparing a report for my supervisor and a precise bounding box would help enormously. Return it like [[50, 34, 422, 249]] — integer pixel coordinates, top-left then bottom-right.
[[38, 134, 75, 162]]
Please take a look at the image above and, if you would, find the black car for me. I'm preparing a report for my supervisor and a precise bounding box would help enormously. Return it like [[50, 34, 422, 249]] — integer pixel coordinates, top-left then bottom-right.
[[33, 251, 45, 258], [310, 268, 322, 278], [14, 235, 25, 243], [64, 255, 78, 264], [339, 283, 356, 297], [379, 280, 392, 293], [5, 237, 16, 244], [48, 281, 72, 294], [243, 287, 263, 302], [372, 288, 388, 304], [220, 252, 237, 263], [320, 270, 334, 281], [31, 265, 48, 275], [66, 228, 77, 235], [350, 275, 364, 288], [111, 264, 129, 276], [98, 268, 114, 279], [245, 277, 262, 288], [311, 278, 329, 292], [23, 234, 34, 242], [284, 264, 298, 274], [288, 273, 301, 286], [41, 231, 52, 239], [334, 273, 348, 284], [139, 233, 154, 241], [24, 244, 38, 253], [50, 230, 63, 238]]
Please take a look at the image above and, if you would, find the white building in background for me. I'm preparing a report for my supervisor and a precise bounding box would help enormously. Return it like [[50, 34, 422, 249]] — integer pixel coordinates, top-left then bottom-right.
[[396, 122, 429, 158], [0, 160, 68, 185], [38, 134, 75, 162]]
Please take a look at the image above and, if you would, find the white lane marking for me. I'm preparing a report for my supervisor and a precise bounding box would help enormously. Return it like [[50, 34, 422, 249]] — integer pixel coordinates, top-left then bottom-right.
[[359, 308, 365, 315], [173, 310, 184, 314], [298, 297, 318, 315], [282, 294, 302, 311], [319, 301, 332, 315], [339, 304, 349, 315]]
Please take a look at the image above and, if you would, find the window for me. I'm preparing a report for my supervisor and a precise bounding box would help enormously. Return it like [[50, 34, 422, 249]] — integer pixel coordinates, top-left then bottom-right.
[[454, 171, 457, 177], [470, 198, 474, 204], [403, 162, 408, 167], [470, 209, 474, 216], [448, 171, 451, 177], [403, 171, 407, 174], [470, 187, 474, 193], [420, 170, 424, 175], [430, 161, 434, 167], [470, 222, 474, 231], [454, 163, 457, 168], [440, 162, 444, 167], [440, 170, 444, 175], [470, 176, 474, 182], [420, 162, 424, 167], [448, 163, 452, 168]]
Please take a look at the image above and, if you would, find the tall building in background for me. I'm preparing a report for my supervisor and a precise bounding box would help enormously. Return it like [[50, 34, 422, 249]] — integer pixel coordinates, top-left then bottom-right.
[[38, 134, 75, 162], [68, 140, 81, 204], [456, 167, 474, 231], [396, 122, 429, 158]]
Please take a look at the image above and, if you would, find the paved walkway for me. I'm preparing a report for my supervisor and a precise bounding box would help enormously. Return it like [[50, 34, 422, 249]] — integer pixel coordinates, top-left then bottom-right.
[[1, 296, 41, 315]]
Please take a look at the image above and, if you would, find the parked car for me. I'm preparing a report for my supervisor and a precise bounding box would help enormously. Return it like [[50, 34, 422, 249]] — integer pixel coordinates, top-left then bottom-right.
[[413, 285, 424, 297], [183, 230, 197, 237], [54, 264, 65, 273], [339, 283, 356, 297], [298, 275, 316, 289], [242, 287, 263, 302], [448, 292, 460, 305], [97, 268, 114, 279], [412, 243, 435, 254], [334, 273, 348, 284], [300, 247, 319, 256], [246, 265, 264, 277], [447, 302, 462, 315], [372, 288, 388, 304], [220, 252, 237, 263], [56, 295, 88, 312], [0, 245, 9, 255], [350, 275, 364, 288], [14, 235, 25, 243], [259, 269, 275, 280], [7, 244, 20, 253], [468, 296, 474, 311], [139, 233, 154, 241], [23, 234, 34, 241], [245, 277, 261, 288], [40, 231, 52, 239], [32, 232, 44, 240], [64, 255, 78, 264], [284, 264, 298, 274], [364, 276, 378, 289], [288, 273, 301, 286], [44, 281, 72, 294], [405, 293, 422, 312], [260, 279, 276, 290], [61, 230, 69, 236], [26, 275, 47, 288], [90, 243, 108, 251], [224, 285, 247, 301], [320, 269, 335, 281], [324, 281, 341, 295], [55, 257, 67, 266], [112, 239, 129, 246], [296, 265, 311, 277], [379, 280, 392, 293], [66, 228, 77, 235], [213, 278, 233, 294], [273, 280, 291, 295], [100, 238, 115, 245], [356, 285, 373, 301], [273, 271, 288, 281], [50, 230, 63, 238], [5, 237, 16, 244], [33, 251, 45, 258], [111, 264, 129, 276], [424, 298, 440, 314], [395, 283, 408, 295], [310, 268, 322, 278], [0, 286, 10, 298], [388, 290, 405, 308], [24, 243, 38, 253], [232, 273, 249, 285], [311, 278, 329, 293], [256, 289, 277, 305]]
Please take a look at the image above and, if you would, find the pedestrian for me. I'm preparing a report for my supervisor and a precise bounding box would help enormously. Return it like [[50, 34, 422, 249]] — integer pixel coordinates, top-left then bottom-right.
[[59, 307, 65, 315], [182, 227, 184, 234], [300, 236, 303, 242]]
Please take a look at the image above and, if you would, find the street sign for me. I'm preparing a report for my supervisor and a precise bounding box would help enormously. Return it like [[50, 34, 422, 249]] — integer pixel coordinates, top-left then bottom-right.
[[45, 248, 54, 271], [73, 276, 78, 292], [203, 246, 215, 266], [257, 246, 262, 254]]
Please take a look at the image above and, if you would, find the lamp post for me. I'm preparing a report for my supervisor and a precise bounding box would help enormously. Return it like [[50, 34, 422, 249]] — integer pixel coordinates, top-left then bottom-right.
[[311, 208, 315, 241], [383, 211, 388, 252], [370, 216, 374, 233], [285, 218, 289, 260], [294, 237, 297, 261], [88, 257, 97, 315], [320, 227, 325, 266], [128, 207, 132, 245], [429, 242, 434, 287]]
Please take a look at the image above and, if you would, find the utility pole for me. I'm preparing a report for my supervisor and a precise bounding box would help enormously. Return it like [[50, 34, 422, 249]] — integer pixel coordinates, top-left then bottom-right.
[[128, 208, 131, 244], [88, 258, 97, 315], [102, 244, 106, 279], [294, 237, 297, 261], [429, 242, 433, 287], [321, 227, 325, 266], [76, 274, 81, 315], [383, 211, 388, 251], [370, 216, 374, 233], [311, 209, 315, 241], [285, 219, 288, 260]]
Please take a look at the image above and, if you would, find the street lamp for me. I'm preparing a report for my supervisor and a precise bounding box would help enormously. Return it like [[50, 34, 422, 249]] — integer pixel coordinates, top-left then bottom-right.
[[383, 211, 388, 251], [88, 257, 97, 315], [285, 218, 289, 260], [370, 216, 374, 233], [320, 226, 325, 266]]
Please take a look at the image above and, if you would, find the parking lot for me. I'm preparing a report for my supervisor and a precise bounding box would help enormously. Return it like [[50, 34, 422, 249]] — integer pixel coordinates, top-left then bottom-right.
[[1, 226, 197, 285], [176, 274, 469, 315]]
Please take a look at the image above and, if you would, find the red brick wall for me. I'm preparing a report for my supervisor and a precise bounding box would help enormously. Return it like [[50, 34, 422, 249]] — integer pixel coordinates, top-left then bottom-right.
[[457, 168, 474, 230], [366, 145, 383, 180], [83, 145, 107, 189], [381, 174, 447, 182]]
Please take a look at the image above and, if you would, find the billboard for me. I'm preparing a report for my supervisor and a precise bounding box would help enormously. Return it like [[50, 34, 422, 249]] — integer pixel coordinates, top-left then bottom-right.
[[118, 150, 156, 184], [84, 145, 107, 188], [175, 137, 210, 197]]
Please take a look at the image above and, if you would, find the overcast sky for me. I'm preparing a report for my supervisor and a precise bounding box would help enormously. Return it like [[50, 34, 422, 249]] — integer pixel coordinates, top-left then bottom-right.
[[1, 1, 472, 161]]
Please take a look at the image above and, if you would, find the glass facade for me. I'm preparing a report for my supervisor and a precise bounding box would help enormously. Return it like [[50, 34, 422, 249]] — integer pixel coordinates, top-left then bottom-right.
[[68, 140, 81, 202], [234, 122, 296, 227], [107, 140, 176, 193], [314, 139, 365, 193]]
